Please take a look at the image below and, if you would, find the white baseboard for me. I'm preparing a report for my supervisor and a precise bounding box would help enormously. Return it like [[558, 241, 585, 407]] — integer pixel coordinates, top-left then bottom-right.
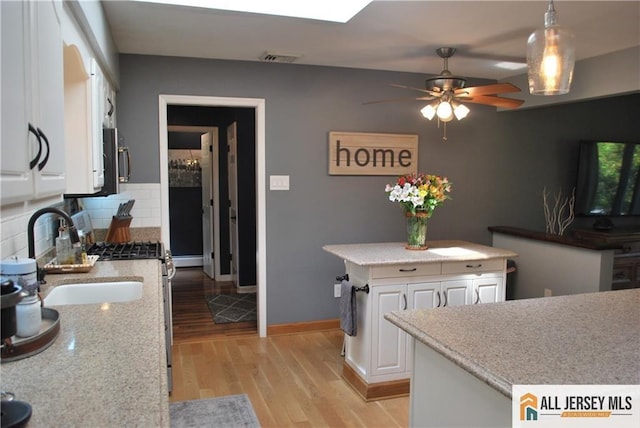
[[237, 285, 257, 294], [173, 256, 203, 267]]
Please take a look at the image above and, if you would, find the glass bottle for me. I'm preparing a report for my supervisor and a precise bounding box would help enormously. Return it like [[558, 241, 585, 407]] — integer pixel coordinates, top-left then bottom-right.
[[16, 294, 41, 337]]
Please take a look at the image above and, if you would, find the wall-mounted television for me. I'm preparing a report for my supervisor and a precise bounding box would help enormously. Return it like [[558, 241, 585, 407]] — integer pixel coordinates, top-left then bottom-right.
[[575, 140, 640, 217]]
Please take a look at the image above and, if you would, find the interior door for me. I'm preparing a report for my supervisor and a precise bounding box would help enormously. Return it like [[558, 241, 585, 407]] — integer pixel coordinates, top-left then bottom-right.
[[227, 122, 239, 287], [201, 132, 214, 278]]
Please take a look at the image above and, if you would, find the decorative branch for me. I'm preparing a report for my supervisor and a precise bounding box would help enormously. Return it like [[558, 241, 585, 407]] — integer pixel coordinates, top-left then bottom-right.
[[543, 187, 575, 235]]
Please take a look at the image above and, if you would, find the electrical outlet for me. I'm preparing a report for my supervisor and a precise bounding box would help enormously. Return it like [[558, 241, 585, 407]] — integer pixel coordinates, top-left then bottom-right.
[[544, 288, 553, 297], [334, 283, 341, 298]]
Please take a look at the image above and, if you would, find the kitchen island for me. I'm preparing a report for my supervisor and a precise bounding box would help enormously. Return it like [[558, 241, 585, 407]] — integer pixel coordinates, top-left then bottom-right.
[[323, 240, 517, 400], [1, 259, 169, 427], [385, 289, 640, 427]]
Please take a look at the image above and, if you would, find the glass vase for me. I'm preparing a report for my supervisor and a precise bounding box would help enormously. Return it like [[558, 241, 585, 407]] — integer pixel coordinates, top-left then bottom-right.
[[406, 211, 429, 250]]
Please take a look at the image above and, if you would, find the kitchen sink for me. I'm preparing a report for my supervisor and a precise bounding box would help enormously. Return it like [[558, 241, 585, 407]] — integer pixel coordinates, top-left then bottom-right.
[[43, 281, 143, 306]]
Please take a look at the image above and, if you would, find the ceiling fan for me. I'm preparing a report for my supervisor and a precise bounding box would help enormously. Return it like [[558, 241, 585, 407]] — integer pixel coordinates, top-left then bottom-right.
[[366, 47, 524, 140]]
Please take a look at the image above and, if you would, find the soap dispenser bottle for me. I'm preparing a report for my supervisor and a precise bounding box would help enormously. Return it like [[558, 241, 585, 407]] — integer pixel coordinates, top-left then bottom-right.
[[55, 219, 73, 265]]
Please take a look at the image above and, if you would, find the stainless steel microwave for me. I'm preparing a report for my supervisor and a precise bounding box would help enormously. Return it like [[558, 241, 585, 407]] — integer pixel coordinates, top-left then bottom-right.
[[100, 128, 130, 195]]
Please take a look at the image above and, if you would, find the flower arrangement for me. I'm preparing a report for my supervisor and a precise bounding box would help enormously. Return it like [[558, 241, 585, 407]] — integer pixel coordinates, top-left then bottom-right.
[[385, 173, 452, 216]]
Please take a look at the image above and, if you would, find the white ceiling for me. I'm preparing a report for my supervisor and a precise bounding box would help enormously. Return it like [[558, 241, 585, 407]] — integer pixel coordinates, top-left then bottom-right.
[[102, 0, 640, 80]]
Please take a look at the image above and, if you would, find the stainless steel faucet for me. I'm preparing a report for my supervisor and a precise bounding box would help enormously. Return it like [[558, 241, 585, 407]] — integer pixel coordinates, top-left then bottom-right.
[[27, 207, 81, 283]]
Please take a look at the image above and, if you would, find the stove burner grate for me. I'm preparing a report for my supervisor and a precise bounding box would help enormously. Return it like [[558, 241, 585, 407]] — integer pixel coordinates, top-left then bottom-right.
[[87, 241, 162, 261]]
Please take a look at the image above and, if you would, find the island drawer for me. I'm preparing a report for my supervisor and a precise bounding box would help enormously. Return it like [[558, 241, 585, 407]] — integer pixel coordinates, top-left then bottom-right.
[[441, 259, 503, 274], [371, 263, 441, 279]]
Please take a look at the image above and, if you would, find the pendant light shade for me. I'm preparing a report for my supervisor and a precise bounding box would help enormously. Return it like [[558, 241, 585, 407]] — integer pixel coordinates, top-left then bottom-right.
[[453, 103, 470, 120], [420, 104, 436, 120], [436, 101, 454, 122], [527, 0, 575, 95]]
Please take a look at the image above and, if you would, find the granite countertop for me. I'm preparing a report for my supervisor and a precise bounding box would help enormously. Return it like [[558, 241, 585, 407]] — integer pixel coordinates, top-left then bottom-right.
[[385, 289, 640, 398], [1, 259, 169, 427], [323, 240, 518, 266]]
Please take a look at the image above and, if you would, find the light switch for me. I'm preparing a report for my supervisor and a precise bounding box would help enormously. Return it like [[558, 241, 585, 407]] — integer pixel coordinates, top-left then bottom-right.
[[270, 175, 290, 190]]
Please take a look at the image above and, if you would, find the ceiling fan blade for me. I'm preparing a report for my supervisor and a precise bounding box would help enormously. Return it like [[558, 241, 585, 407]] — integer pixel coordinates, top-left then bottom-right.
[[460, 95, 524, 109], [391, 83, 442, 97], [363, 96, 436, 105], [454, 82, 521, 97]]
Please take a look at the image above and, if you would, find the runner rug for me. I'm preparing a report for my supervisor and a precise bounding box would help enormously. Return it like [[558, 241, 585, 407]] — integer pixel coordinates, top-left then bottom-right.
[[169, 394, 260, 427]]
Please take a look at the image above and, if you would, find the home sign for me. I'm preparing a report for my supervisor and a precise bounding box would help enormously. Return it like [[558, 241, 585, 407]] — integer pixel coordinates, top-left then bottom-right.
[[328, 131, 418, 176]]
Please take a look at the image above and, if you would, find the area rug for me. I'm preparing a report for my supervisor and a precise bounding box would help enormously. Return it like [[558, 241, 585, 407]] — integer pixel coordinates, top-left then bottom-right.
[[207, 293, 257, 324], [169, 394, 260, 427]]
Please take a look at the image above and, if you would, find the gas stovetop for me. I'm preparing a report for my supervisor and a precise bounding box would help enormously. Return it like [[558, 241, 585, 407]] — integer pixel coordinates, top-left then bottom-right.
[[86, 241, 163, 261]]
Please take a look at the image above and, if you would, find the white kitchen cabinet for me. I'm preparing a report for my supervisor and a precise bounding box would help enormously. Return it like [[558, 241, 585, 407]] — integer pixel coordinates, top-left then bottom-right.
[[63, 46, 107, 194], [326, 242, 515, 401], [407, 280, 472, 309], [371, 284, 407, 378], [370, 280, 469, 379], [368, 276, 481, 382], [472, 276, 504, 304], [1, 0, 65, 204]]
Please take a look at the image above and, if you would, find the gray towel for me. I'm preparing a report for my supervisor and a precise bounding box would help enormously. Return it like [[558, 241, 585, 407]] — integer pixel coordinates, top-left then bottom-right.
[[340, 280, 357, 336]]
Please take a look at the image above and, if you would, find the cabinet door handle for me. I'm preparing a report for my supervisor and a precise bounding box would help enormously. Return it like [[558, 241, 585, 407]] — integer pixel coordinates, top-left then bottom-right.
[[36, 128, 50, 171], [466, 263, 482, 268], [436, 291, 441, 307], [399, 268, 417, 272], [474, 289, 481, 304], [107, 97, 114, 117], [443, 291, 448, 307], [402, 293, 407, 310], [28, 123, 42, 170], [118, 146, 131, 182]]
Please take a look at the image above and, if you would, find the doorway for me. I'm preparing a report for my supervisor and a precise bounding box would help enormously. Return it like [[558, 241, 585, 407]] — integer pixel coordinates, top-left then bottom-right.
[[159, 95, 267, 337], [166, 125, 225, 280]]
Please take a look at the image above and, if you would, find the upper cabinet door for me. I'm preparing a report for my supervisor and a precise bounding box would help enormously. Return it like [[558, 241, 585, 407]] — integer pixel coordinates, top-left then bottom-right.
[[1, 1, 34, 203], [31, 0, 66, 198], [1, 0, 66, 205]]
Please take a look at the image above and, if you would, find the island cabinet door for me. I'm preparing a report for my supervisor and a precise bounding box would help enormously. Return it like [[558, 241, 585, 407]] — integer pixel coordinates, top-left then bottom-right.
[[405, 281, 441, 371], [407, 282, 440, 310], [371, 284, 408, 378], [441, 279, 472, 307], [472, 276, 505, 304]]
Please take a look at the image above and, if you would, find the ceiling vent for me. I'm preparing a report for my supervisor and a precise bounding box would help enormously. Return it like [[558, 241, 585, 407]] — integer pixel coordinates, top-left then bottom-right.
[[259, 52, 301, 63]]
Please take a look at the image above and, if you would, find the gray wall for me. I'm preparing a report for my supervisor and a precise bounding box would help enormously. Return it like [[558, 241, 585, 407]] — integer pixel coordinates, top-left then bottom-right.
[[116, 54, 639, 324]]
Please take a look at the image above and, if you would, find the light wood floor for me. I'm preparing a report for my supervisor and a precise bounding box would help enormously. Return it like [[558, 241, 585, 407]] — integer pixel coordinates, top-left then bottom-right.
[[169, 268, 409, 427]]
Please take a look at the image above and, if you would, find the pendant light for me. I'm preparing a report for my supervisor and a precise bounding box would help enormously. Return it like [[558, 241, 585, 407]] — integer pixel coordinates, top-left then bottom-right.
[[527, 0, 575, 95]]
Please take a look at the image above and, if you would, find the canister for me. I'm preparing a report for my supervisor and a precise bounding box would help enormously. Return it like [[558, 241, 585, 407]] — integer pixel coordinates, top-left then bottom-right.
[[0, 257, 38, 295], [16, 294, 41, 338]]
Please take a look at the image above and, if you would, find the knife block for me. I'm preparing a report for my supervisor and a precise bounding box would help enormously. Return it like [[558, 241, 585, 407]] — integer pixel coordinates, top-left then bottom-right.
[[105, 216, 132, 244]]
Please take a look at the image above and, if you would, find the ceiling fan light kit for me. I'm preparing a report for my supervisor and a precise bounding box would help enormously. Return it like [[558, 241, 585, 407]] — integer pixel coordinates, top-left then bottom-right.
[[367, 47, 524, 140], [527, 0, 575, 95]]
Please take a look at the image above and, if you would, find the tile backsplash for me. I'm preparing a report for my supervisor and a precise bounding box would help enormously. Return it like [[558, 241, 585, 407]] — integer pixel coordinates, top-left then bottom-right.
[[80, 183, 161, 229], [0, 183, 161, 260]]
